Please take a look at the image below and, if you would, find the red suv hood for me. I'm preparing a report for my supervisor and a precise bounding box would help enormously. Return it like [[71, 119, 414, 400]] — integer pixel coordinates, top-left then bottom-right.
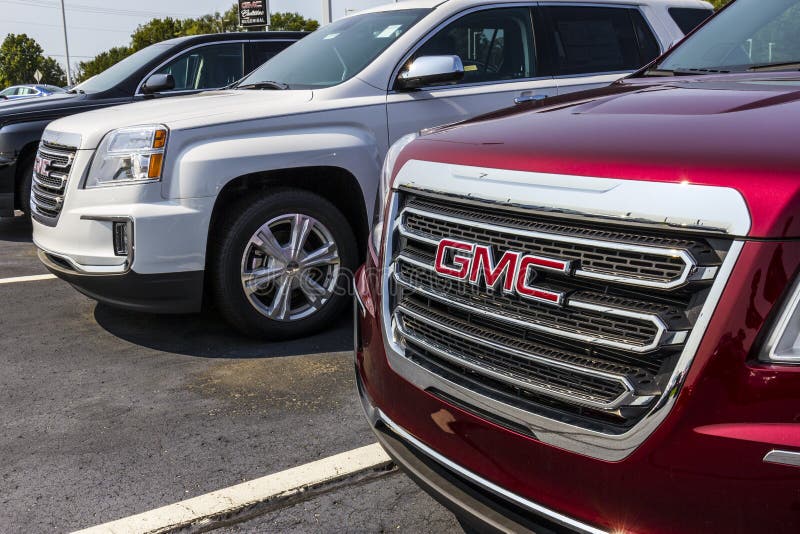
[[404, 73, 800, 238]]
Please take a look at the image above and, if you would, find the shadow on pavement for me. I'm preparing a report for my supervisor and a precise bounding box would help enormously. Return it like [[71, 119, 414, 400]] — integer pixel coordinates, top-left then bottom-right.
[[0, 214, 33, 243], [93, 304, 353, 359]]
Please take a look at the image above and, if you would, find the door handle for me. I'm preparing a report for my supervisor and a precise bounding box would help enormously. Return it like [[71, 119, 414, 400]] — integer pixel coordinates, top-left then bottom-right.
[[514, 94, 548, 105]]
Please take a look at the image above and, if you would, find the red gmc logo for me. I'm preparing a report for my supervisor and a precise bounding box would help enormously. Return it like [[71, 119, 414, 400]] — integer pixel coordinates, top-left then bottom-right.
[[434, 238, 569, 306], [34, 156, 51, 176]]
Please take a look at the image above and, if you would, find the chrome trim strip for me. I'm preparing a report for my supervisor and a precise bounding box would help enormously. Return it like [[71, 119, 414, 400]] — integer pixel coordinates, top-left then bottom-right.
[[38, 146, 76, 161], [395, 305, 647, 410], [31, 186, 63, 205], [400, 206, 699, 290], [394, 160, 752, 236], [354, 279, 367, 318], [381, 180, 747, 460], [760, 275, 800, 365], [763, 450, 800, 468], [394, 256, 679, 353], [378, 409, 608, 534]]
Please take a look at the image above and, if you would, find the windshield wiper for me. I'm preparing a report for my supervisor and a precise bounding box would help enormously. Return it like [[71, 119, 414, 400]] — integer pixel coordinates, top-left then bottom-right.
[[642, 67, 726, 77], [66, 88, 85, 94], [236, 81, 290, 90], [748, 61, 800, 72]]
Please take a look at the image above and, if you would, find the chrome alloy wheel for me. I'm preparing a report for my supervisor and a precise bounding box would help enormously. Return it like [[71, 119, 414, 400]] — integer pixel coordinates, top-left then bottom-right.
[[240, 214, 341, 322]]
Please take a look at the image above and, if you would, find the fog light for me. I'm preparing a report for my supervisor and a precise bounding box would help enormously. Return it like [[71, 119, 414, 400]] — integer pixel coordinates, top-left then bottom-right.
[[113, 221, 130, 256]]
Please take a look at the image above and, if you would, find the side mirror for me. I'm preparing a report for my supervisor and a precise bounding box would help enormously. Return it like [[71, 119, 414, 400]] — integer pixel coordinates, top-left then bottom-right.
[[396, 55, 465, 91], [142, 74, 175, 95]]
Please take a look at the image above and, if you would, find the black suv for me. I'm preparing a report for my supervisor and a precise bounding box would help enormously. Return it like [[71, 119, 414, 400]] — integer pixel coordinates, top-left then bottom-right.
[[0, 31, 305, 217]]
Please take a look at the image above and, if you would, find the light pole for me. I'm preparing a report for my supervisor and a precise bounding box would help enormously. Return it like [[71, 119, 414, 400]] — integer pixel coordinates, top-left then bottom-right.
[[59, 0, 73, 86], [322, 0, 332, 25]]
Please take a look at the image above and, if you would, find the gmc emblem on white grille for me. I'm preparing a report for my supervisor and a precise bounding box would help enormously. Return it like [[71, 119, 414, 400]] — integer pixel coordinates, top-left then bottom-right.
[[34, 156, 51, 176], [434, 238, 570, 306]]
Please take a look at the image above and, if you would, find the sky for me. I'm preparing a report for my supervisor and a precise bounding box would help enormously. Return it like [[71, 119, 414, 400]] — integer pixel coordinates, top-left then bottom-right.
[[0, 0, 396, 70]]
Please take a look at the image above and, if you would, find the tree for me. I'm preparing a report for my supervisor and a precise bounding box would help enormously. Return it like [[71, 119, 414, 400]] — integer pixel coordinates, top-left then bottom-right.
[[76, 46, 132, 83], [269, 12, 319, 32], [130, 17, 185, 52], [0, 33, 66, 87], [183, 5, 240, 35], [74, 3, 321, 83]]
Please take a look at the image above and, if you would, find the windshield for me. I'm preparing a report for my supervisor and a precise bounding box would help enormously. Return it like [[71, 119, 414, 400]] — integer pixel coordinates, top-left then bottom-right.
[[72, 43, 171, 94], [239, 9, 430, 89], [657, 0, 800, 73]]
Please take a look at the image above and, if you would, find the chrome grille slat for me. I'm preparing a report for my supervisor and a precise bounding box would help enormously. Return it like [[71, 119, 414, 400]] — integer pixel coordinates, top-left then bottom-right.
[[388, 191, 730, 429], [400, 206, 713, 290], [394, 303, 655, 410], [394, 258, 687, 353], [30, 142, 76, 224]]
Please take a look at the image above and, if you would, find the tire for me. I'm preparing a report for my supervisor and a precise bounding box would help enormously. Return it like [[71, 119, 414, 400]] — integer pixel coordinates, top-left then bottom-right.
[[210, 189, 358, 340], [17, 156, 34, 217]]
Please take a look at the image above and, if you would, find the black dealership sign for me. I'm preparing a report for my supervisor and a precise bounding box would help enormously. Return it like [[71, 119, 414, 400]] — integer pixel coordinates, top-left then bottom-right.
[[239, 0, 267, 27]]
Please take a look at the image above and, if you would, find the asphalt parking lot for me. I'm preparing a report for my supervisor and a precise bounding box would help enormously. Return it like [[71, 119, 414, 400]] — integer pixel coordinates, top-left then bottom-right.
[[0, 215, 459, 533]]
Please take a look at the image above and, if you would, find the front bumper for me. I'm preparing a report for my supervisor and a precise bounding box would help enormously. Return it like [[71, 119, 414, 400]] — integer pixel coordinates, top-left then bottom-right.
[[39, 248, 202, 313], [356, 355, 600, 533], [31, 157, 215, 313], [355, 239, 800, 534], [355, 265, 599, 534]]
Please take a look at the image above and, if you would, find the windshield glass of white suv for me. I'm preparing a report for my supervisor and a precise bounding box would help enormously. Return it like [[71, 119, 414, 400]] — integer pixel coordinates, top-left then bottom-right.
[[72, 43, 171, 94], [239, 9, 430, 89], [658, 0, 800, 73]]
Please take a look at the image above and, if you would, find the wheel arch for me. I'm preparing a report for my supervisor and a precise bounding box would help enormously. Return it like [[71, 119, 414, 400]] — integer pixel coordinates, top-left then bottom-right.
[[14, 140, 40, 211], [207, 166, 371, 268]]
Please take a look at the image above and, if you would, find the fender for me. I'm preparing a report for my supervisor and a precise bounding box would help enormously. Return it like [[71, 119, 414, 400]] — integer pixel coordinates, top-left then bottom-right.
[[163, 122, 384, 221]]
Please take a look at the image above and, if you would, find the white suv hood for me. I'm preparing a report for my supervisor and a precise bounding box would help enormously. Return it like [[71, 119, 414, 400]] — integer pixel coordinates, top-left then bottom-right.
[[45, 90, 314, 149]]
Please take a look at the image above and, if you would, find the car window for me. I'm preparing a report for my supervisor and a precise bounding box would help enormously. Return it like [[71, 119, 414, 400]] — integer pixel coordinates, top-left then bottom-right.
[[545, 6, 657, 75], [0, 87, 16, 96], [669, 7, 714, 35], [154, 43, 244, 91], [657, 0, 800, 73], [75, 43, 171, 94], [22, 87, 37, 95], [412, 7, 536, 86], [240, 9, 430, 89], [250, 41, 292, 70]]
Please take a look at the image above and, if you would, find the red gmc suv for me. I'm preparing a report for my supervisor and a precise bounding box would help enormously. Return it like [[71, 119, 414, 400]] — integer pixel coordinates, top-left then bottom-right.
[[356, 0, 800, 532]]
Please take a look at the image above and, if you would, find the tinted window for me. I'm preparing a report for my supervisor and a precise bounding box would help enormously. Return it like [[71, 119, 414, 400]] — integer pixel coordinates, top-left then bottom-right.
[[669, 7, 713, 34], [75, 43, 170, 94], [155, 43, 244, 91], [631, 10, 661, 64], [240, 9, 429, 89], [250, 41, 291, 70], [413, 7, 536, 85], [546, 7, 654, 75], [658, 0, 800, 72]]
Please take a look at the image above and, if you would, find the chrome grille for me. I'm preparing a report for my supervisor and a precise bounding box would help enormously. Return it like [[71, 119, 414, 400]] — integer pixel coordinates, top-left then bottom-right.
[[402, 197, 719, 290], [388, 191, 731, 430], [31, 142, 76, 224]]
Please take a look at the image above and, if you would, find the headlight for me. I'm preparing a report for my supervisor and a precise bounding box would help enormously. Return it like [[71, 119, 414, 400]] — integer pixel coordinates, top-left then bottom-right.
[[371, 133, 418, 254], [85, 125, 168, 188], [761, 276, 800, 364]]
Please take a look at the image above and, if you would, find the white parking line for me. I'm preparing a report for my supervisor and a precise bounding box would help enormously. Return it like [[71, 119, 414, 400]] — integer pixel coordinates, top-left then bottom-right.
[[0, 274, 57, 285], [74, 443, 393, 534]]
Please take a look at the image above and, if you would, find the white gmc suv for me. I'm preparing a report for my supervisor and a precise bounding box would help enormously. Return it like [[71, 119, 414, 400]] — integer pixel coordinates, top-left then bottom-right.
[[32, 0, 711, 338]]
